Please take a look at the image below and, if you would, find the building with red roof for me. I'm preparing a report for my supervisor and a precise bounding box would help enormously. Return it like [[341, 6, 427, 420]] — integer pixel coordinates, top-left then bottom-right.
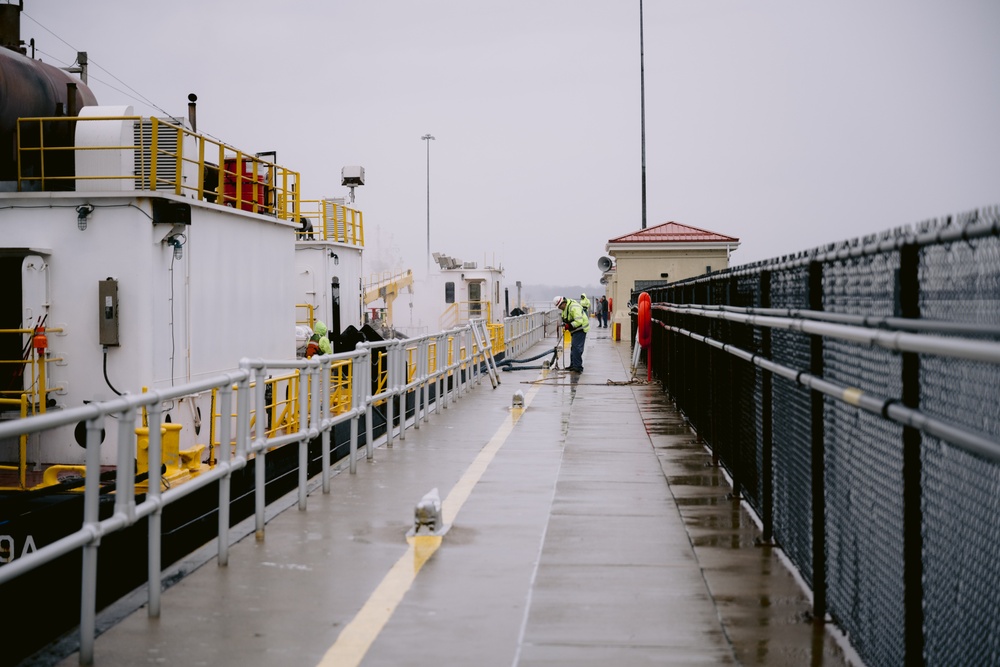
[[601, 221, 740, 339]]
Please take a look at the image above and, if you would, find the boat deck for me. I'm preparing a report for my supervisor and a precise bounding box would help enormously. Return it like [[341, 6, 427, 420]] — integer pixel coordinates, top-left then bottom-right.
[[45, 330, 859, 667]]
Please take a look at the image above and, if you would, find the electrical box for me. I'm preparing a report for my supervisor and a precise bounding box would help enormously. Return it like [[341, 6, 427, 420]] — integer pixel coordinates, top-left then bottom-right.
[[99, 279, 119, 346]]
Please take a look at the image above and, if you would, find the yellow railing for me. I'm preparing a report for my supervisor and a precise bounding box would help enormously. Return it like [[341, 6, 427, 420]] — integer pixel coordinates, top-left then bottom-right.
[[0, 324, 505, 490], [296, 304, 316, 330], [16, 115, 302, 221], [0, 327, 64, 418], [363, 269, 413, 302], [207, 360, 354, 463], [0, 395, 29, 489], [487, 323, 505, 355], [297, 199, 364, 246], [439, 301, 493, 330]]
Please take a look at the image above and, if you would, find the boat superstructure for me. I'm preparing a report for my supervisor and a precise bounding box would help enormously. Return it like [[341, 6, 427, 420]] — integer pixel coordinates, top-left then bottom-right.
[[0, 104, 370, 469]]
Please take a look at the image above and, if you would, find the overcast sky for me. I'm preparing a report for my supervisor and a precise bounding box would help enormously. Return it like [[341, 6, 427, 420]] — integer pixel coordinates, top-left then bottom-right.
[[23, 0, 1000, 288]]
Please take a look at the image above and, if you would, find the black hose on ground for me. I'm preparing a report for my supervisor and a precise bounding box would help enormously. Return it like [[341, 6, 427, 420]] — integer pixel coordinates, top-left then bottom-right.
[[496, 345, 561, 371]]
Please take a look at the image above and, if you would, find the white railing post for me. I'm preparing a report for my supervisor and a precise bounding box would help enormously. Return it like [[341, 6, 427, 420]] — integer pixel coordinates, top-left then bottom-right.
[[386, 342, 397, 448], [254, 366, 267, 540], [320, 358, 332, 493], [217, 381, 233, 566], [79, 415, 104, 665], [349, 352, 361, 474], [147, 402, 163, 618], [364, 347, 374, 461], [297, 364, 310, 511], [435, 334, 445, 412]]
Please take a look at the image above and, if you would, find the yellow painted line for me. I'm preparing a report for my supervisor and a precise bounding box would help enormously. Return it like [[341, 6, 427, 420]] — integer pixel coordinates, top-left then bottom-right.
[[317, 380, 543, 667]]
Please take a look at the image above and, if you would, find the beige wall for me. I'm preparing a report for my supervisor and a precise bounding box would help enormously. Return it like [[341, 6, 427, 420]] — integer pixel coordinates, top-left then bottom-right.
[[606, 246, 732, 340]]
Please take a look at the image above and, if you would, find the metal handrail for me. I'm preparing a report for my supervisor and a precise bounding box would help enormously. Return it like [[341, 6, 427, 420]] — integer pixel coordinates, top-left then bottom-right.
[[16, 115, 302, 221], [657, 304, 1000, 364], [0, 319, 507, 662], [0, 312, 551, 580], [297, 199, 364, 245]]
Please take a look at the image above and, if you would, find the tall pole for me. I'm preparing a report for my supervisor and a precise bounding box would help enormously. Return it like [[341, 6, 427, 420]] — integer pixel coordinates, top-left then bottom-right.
[[421, 134, 435, 274], [639, 0, 647, 229]]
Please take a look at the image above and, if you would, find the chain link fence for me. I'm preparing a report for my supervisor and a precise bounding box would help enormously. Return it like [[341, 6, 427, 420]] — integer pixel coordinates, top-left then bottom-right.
[[635, 205, 1000, 667]]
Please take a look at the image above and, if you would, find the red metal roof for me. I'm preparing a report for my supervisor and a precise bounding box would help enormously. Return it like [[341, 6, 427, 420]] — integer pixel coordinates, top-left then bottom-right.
[[609, 221, 739, 244]]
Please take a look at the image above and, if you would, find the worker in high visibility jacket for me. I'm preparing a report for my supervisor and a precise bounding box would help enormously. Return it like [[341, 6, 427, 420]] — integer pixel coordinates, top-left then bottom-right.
[[580, 293, 590, 316], [554, 296, 589, 373], [313, 320, 333, 355]]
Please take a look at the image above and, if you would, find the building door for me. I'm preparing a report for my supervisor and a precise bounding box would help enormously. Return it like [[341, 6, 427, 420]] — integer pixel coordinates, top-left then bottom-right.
[[468, 281, 481, 318]]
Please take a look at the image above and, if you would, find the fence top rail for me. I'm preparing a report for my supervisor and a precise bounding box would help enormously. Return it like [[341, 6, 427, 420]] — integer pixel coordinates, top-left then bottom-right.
[[643, 204, 1000, 292], [664, 303, 1000, 339], [663, 317, 1000, 464], [659, 304, 1000, 364]]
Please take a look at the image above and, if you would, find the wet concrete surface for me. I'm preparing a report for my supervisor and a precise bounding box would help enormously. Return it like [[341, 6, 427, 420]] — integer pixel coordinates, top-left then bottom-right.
[[636, 387, 861, 667]]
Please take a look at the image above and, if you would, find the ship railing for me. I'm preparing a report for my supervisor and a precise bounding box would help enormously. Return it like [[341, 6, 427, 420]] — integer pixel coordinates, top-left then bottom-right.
[[297, 199, 365, 246], [363, 269, 414, 301], [15, 115, 303, 222], [439, 301, 493, 331], [0, 331, 58, 410], [487, 323, 505, 355], [502, 311, 548, 360], [0, 395, 29, 489], [0, 319, 500, 661], [295, 303, 316, 330], [0, 325, 66, 490], [205, 360, 354, 465]]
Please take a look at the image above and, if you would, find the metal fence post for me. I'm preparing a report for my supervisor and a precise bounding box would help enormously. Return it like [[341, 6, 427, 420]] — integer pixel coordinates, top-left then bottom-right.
[[760, 270, 775, 543], [726, 277, 743, 497], [899, 242, 925, 666], [808, 260, 827, 622]]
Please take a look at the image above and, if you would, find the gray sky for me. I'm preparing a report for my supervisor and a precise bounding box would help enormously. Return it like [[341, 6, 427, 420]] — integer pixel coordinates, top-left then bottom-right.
[[24, 0, 1000, 287]]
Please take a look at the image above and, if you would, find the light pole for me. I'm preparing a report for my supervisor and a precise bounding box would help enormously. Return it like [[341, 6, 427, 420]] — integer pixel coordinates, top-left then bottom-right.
[[639, 0, 647, 229], [421, 133, 435, 274]]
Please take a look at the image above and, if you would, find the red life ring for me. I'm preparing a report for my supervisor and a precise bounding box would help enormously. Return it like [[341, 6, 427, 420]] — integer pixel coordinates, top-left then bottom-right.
[[637, 292, 651, 348]]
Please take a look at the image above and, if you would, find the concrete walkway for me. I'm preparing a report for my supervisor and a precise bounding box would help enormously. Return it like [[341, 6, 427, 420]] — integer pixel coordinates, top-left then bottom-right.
[[46, 327, 860, 667]]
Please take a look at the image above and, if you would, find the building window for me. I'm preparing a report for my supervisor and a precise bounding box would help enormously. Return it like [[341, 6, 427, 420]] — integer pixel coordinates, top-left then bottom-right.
[[445, 282, 455, 304], [705, 265, 712, 274]]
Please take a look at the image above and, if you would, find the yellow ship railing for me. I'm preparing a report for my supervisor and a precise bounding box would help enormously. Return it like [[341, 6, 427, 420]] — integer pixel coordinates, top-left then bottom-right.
[[206, 359, 355, 465], [0, 312, 543, 492], [295, 304, 316, 330], [15, 115, 303, 221], [297, 199, 364, 246], [439, 300, 493, 330]]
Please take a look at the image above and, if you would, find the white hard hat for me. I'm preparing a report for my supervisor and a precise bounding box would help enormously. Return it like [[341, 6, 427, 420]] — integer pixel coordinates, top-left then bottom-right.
[[553, 296, 564, 308]]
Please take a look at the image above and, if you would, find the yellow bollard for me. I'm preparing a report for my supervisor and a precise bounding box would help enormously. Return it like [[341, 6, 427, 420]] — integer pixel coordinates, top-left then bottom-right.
[[162, 423, 183, 474], [135, 426, 167, 475]]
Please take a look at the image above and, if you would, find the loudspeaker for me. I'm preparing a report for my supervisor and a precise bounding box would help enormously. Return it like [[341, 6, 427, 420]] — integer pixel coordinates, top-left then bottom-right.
[[597, 256, 613, 272]]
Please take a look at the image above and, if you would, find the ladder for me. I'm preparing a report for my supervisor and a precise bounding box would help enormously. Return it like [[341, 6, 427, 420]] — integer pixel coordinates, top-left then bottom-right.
[[470, 319, 500, 389]]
